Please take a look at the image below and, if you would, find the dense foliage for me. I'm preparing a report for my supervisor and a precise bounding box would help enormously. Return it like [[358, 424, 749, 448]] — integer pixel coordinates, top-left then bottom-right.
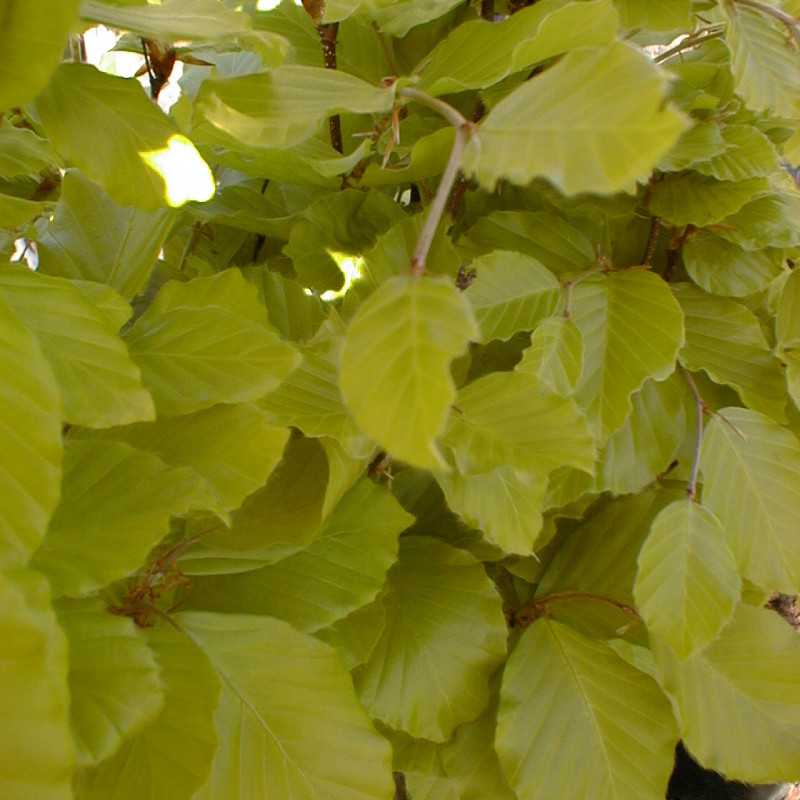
[[4, 0, 800, 797]]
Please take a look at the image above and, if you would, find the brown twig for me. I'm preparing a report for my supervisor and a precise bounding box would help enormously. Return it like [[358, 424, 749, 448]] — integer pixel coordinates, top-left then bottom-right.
[[480, 0, 495, 19], [141, 39, 176, 100], [643, 217, 662, 267], [318, 23, 343, 153], [514, 591, 641, 627]]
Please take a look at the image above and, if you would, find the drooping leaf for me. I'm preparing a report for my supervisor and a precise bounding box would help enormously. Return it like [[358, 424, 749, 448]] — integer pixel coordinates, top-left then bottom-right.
[[464, 42, 687, 194], [497, 618, 677, 800], [635, 499, 740, 659], [125, 271, 299, 416], [701, 407, 800, 594], [0, 569, 73, 800], [571, 269, 685, 441], [673, 283, 787, 422], [37, 170, 174, 299], [37, 65, 215, 209], [464, 250, 561, 343], [0, 266, 154, 428], [654, 604, 800, 783], [443, 370, 596, 476], [340, 275, 478, 471], [179, 611, 395, 800], [55, 597, 163, 766], [0, 0, 81, 111], [184, 479, 413, 631], [90, 404, 289, 512], [354, 536, 507, 741], [32, 440, 215, 597], [75, 619, 219, 800], [516, 316, 584, 397], [0, 294, 62, 569], [416, 0, 620, 96]]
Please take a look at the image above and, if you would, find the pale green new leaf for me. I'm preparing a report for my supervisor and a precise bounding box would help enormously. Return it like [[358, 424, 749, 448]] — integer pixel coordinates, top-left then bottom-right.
[[93, 404, 289, 512], [75, 620, 219, 800], [179, 612, 394, 800], [0, 294, 62, 569], [717, 191, 800, 251], [693, 124, 779, 182], [571, 270, 685, 441], [354, 536, 507, 741], [654, 604, 800, 783], [649, 174, 768, 227], [464, 42, 687, 194], [722, 2, 800, 117], [658, 121, 729, 172], [80, 0, 253, 41], [464, 250, 561, 343], [33, 440, 215, 597], [417, 0, 619, 96], [683, 230, 783, 297], [497, 618, 677, 800], [0, 267, 154, 428], [193, 66, 393, 151], [315, 598, 387, 671], [777, 267, 800, 352], [367, 0, 462, 36], [0, 0, 81, 111], [437, 466, 548, 555], [126, 272, 299, 416], [37, 170, 174, 300], [673, 283, 787, 421], [444, 370, 596, 476], [56, 597, 163, 766], [635, 499, 740, 659], [184, 479, 413, 631], [701, 408, 800, 593], [516, 316, 584, 396], [360, 128, 453, 188], [37, 65, 214, 209], [340, 275, 478, 471], [614, 0, 691, 30], [598, 374, 687, 495], [0, 569, 73, 800]]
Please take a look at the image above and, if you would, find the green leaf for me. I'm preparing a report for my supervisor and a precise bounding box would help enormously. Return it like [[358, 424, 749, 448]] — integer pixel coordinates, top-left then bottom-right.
[[571, 269, 685, 441], [193, 66, 394, 151], [437, 466, 548, 556], [716, 190, 800, 251], [367, 0, 463, 36], [497, 618, 677, 800], [359, 127, 453, 187], [701, 407, 800, 593], [464, 42, 687, 194], [0, 267, 154, 428], [179, 611, 395, 800], [80, 0, 253, 42], [464, 250, 561, 343], [654, 604, 800, 783], [37, 65, 215, 209], [0, 193, 51, 227], [444, 370, 596, 476], [692, 124, 779, 182], [683, 230, 783, 297], [90, 404, 289, 512], [0, 569, 73, 800], [32, 440, 214, 597], [417, 0, 619, 96], [0, 0, 81, 111], [0, 294, 62, 569], [37, 170, 174, 299], [55, 597, 163, 766], [649, 173, 768, 227], [340, 275, 478, 471], [184, 479, 413, 631], [614, 0, 691, 30], [634, 499, 741, 659], [0, 127, 60, 179], [354, 536, 507, 741], [75, 619, 219, 800], [465, 210, 596, 276], [125, 271, 299, 417], [315, 597, 387, 670], [673, 283, 787, 422], [722, 2, 800, 117], [598, 374, 688, 495], [516, 316, 584, 397], [658, 121, 730, 172], [778, 268, 800, 352]]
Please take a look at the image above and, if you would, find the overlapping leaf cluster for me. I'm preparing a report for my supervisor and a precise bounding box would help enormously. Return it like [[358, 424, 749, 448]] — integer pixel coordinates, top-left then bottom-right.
[[3, 0, 800, 798]]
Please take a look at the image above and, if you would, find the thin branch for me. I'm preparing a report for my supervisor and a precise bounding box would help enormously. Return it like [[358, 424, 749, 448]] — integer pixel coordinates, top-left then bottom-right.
[[515, 591, 641, 627], [735, 0, 800, 47], [654, 26, 725, 63], [642, 217, 662, 267], [480, 0, 495, 19], [681, 366, 705, 501], [319, 22, 343, 153], [398, 87, 473, 276]]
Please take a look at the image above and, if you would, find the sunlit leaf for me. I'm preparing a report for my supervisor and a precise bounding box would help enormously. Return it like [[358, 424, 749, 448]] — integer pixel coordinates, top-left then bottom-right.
[[516, 316, 584, 397]]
